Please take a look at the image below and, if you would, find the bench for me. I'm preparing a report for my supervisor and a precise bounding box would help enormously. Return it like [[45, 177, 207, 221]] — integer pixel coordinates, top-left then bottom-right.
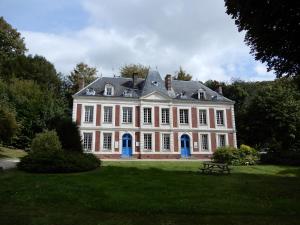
[[200, 162, 231, 174]]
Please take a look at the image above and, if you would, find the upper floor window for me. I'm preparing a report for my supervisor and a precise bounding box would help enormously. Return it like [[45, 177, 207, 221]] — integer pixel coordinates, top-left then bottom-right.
[[218, 134, 226, 147], [162, 134, 171, 151], [84, 106, 94, 123], [161, 108, 170, 124], [104, 106, 113, 123], [216, 110, 224, 125], [199, 110, 207, 125], [104, 84, 114, 96], [200, 134, 209, 152], [103, 133, 112, 151], [179, 109, 189, 124], [144, 133, 152, 151], [144, 108, 152, 124], [122, 107, 132, 123], [198, 89, 206, 100], [83, 132, 92, 152]]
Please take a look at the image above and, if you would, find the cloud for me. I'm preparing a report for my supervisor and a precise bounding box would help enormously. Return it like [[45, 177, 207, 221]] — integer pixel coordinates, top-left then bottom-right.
[[21, 0, 274, 81]]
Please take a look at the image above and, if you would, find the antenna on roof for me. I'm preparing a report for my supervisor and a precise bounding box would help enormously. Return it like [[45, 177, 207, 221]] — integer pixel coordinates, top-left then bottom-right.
[[112, 67, 116, 77]]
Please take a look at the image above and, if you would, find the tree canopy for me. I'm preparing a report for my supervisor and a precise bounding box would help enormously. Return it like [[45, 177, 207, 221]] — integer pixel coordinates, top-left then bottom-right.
[[120, 64, 149, 78], [173, 66, 192, 81], [225, 0, 300, 77]]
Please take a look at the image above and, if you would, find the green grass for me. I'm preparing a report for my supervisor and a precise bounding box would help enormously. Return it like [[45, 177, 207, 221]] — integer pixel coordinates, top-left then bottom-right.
[[0, 146, 27, 158], [0, 161, 299, 225]]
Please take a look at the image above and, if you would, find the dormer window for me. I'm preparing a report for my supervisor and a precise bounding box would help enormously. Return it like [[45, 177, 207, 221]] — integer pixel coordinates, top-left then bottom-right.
[[104, 84, 114, 96], [198, 89, 206, 100]]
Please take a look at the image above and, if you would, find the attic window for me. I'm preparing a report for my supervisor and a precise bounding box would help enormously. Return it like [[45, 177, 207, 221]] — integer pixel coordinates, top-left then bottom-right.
[[180, 91, 187, 99], [104, 84, 114, 96], [123, 89, 132, 97], [86, 88, 96, 96], [151, 81, 158, 86], [198, 89, 206, 100]]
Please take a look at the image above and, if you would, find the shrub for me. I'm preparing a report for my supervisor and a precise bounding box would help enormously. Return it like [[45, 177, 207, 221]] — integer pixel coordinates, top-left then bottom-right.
[[18, 152, 100, 173], [31, 130, 62, 154], [261, 151, 300, 166], [212, 145, 259, 165]]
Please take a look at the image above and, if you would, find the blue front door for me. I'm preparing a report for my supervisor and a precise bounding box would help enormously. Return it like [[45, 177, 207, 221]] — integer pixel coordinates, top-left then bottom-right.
[[181, 134, 190, 158], [122, 134, 132, 157]]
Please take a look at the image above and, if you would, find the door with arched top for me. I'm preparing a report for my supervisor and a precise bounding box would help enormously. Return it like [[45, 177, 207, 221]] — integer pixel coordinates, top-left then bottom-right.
[[181, 134, 191, 158], [122, 133, 132, 157]]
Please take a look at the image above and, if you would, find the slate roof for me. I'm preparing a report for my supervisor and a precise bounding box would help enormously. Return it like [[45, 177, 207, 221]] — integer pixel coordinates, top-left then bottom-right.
[[74, 70, 233, 103]]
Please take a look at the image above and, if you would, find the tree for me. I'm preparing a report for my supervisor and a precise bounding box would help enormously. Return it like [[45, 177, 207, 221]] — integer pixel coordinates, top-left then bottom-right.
[[0, 17, 27, 60], [225, 0, 300, 77], [120, 64, 149, 78], [67, 62, 97, 93], [173, 66, 192, 81], [0, 104, 18, 143]]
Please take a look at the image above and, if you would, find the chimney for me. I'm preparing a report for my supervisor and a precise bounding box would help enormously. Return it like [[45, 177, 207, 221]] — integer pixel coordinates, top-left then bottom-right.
[[165, 74, 172, 91], [79, 77, 85, 90], [218, 86, 223, 95], [132, 72, 138, 89]]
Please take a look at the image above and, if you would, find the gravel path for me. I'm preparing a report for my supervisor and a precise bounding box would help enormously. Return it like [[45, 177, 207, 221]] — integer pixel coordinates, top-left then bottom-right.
[[0, 158, 20, 171]]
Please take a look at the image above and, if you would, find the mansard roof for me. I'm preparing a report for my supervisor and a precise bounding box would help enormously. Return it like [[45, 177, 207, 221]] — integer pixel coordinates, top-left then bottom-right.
[[74, 70, 233, 103]]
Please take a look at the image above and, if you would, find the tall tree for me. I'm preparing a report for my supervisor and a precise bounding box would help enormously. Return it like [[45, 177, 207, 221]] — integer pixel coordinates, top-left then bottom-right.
[[225, 0, 300, 77], [173, 66, 192, 81], [120, 64, 149, 78], [67, 62, 97, 93]]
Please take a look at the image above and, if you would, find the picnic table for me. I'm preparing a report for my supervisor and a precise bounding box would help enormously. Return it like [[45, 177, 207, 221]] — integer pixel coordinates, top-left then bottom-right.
[[200, 162, 231, 174]]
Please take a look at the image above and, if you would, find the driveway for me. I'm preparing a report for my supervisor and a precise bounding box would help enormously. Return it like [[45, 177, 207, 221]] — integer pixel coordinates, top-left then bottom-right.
[[0, 158, 20, 170]]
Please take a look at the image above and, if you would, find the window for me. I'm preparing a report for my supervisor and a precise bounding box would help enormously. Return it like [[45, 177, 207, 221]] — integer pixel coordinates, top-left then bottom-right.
[[144, 134, 152, 151], [161, 108, 170, 124], [104, 106, 113, 123], [218, 134, 226, 147], [84, 106, 94, 123], [104, 84, 114, 96], [216, 110, 224, 125], [122, 107, 132, 123], [198, 90, 206, 100], [179, 109, 189, 124], [103, 133, 112, 150], [200, 134, 209, 152], [143, 108, 152, 124], [162, 134, 171, 151], [83, 132, 92, 152], [199, 110, 207, 125]]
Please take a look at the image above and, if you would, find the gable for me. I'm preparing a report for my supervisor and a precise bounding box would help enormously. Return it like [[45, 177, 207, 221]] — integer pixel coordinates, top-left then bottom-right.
[[140, 91, 170, 100]]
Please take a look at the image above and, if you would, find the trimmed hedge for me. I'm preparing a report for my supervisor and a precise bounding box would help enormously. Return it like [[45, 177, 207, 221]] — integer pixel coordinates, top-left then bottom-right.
[[18, 152, 101, 173], [212, 144, 259, 165]]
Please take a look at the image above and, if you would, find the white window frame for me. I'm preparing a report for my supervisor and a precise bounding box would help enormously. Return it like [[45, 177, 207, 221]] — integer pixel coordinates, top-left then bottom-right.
[[161, 108, 170, 124], [162, 133, 171, 152], [200, 133, 210, 152], [143, 107, 152, 124], [104, 84, 114, 96], [122, 107, 133, 124], [143, 133, 153, 152], [198, 90, 206, 100], [179, 108, 189, 124], [199, 109, 207, 126], [83, 132, 93, 152], [103, 133, 112, 151], [103, 106, 113, 123], [84, 105, 94, 123], [216, 109, 225, 126], [217, 133, 228, 148]]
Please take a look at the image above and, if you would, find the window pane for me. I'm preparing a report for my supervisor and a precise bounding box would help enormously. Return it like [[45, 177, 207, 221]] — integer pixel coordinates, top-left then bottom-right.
[[103, 133, 112, 150], [161, 108, 169, 124], [144, 134, 152, 151], [104, 107, 113, 123], [179, 109, 189, 124], [83, 132, 92, 152], [144, 108, 152, 124], [162, 134, 170, 151], [201, 134, 209, 151], [216, 110, 224, 125], [122, 107, 132, 123], [199, 110, 207, 125], [84, 106, 94, 123]]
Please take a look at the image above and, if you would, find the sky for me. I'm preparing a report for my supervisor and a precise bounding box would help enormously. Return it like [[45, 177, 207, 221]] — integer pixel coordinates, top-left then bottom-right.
[[0, 0, 275, 82]]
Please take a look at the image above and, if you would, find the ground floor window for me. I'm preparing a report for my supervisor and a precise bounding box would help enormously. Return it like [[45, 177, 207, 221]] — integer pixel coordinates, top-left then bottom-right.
[[103, 133, 112, 151], [200, 134, 209, 152], [83, 132, 93, 152], [162, 134, 171, 151], [218, 134, 226, 147], [143, 134, 152, 151]]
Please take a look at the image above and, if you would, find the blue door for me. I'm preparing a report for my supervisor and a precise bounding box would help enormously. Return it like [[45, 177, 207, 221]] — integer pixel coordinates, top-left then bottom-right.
[[122, 134, 132, 157], [181, 134, 191, 158]]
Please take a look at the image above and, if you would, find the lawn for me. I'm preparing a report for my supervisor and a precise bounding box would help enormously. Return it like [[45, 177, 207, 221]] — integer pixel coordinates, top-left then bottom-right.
[[0, 146, 27, 159], [0, 161, 299, 225]]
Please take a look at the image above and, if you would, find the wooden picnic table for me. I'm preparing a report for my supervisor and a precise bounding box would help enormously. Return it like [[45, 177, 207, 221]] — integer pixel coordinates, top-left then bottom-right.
[[200, 162, 231, 174]]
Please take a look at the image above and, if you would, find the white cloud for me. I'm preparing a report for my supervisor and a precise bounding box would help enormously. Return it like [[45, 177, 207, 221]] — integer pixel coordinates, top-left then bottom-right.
[[22, 0, 275, 81]]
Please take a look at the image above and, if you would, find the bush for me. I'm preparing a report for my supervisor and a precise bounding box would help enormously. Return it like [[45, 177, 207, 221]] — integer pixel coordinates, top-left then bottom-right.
[[18, 152, 101, 173], [212, 145, 259, 165], [261, 151, 300, 166], [31, 130, 62, 154]]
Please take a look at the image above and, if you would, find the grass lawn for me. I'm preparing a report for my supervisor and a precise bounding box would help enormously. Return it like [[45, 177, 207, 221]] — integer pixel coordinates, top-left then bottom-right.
[[0, 146, 27, 159], [0, 161, 299, 225]]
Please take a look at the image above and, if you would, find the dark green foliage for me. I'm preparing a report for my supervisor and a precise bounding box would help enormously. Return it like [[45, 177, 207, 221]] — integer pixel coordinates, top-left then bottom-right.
[[0, 104, 18, 143], [225, 0, 300, 77], [173, 66, 192, 81], [31, 130, 62, 154], [120, 64, 149, 78], [18, 152, 100, 173], [213, 145, 259, 165], [49, 117, 83, 153], [261, 151, 300, 166]]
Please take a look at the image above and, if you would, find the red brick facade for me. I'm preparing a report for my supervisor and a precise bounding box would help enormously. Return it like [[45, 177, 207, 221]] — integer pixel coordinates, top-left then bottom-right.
[[115, 105, 120, 126], [209, 108, 215, 128], [115, 131, 119, 152], [96, 104, 101, 126], [95, 131, 100, 152], [192, 132, 199, 152], [173, 107, 178, 127], [155, 132, 160, 152], [154, 106, 159, 127], [211, 132, 217, 152], [135, 106, 140, 127], [191, 107, 197, 128], [226, 108, 233, 129], [76, 104, 82, 125], [228, 133, 234, 147], [174, 132, 178, 152], [135, 132, 140, 152]]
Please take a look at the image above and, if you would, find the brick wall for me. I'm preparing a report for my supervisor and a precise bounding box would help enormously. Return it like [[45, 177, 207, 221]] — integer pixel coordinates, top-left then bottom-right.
[[76, 104, 82, 125], [209, 108, 215, 128], [95, 131, 100, 152], [173, 107, 178, 127], [174, 132, 178, 152], [135, 106, 140, 127], [191, 107, 197, 128], [96, 104, 101, 126], [155, 132, 160, 152], [192, 132, 199, 152], [211, 132, 216, 152], [226, 108, 233, 129], [115, 131, 119, 152], [115, 105, 120, 126]]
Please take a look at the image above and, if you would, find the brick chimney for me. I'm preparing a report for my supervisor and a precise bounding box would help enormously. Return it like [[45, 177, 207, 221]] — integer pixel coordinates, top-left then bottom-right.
[[79, 77, 85, 90], [132, 72, 138, 89], [218, 86, 223, 95], [165, 74, 172, 91]]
